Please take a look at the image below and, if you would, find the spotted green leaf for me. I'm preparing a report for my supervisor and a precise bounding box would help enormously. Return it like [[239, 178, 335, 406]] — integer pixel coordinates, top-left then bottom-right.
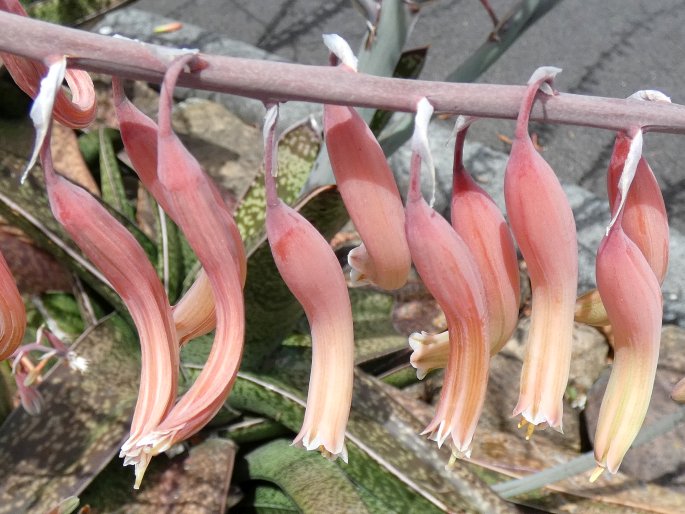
[[234, 117, 321, 250]]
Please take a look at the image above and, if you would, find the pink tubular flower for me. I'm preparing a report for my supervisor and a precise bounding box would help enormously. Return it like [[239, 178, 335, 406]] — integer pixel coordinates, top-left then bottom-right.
[[405, 99, 489, 457], [322, 35, 410, 290], [505, 67, 578, 434], [112, 78, 245, 343], [135, 54, 246, 474], [592, 208, 662, 480], [39, 130, 179, 487], [408, 117, 520, 379], [0, 252, 26, 362], [264, 105, 354, 460], [0, 0, 95, 129]]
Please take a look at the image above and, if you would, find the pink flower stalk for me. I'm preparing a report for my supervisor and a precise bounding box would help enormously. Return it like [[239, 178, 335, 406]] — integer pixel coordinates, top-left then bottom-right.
[[322, 35, 410, 290], [39, 131, 179, 485], [405, 99, 490, 457], [112, 78, 246, 343], [0, 0, 95, 129], [135, 54, 245, 475], [607, 132, 669, 284], [264, 105, 354, 461], [0, 252, 25, 362], [408, 117, 520, 379], [592, 205, 662, 480], [505, 67, 578, 435]]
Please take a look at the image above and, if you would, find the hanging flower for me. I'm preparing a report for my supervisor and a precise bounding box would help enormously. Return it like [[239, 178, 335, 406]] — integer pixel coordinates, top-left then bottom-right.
[[592, 208, 662, 480], [322, 34, 411, 290], [0, 252, 26, 362], [505, 67, 578, 435], [405, 98, 489, 457], [264, 104, 354, 461], [134, 55, 246, 482], [39, 130, 179, 487]]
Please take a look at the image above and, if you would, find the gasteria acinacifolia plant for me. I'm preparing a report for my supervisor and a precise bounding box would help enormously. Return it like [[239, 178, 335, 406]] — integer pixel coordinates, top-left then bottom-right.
[[0, 2, 682, 498]]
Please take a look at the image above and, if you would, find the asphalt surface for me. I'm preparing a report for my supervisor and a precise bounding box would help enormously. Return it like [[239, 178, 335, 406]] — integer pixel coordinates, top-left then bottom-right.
[[130, 0, 685, 231]]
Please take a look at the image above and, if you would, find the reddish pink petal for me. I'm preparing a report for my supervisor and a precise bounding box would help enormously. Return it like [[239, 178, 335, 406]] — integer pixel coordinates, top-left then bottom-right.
[[136, 55, 245, 469], [451, 122, 520, 354], [593, 221, 662, 477], [0, 251, 26, 362], [324, 102, 410, 290], [0, 0, 95, 128], [405, 103, 489, 455], [39, 130, 179, 484], [505, 68, 577, 430]]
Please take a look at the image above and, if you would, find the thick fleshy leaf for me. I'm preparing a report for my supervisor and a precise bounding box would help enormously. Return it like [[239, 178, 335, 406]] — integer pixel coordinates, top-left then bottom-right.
[[98, 127, 135, 222], [240, 439, 370, 513]]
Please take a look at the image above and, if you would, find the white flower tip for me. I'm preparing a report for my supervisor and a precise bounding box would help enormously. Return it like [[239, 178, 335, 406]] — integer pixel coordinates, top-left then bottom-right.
[[628, 90, 671, 103], [527, 66, 562, 95], [23, 56, 68, 183], [411, 97, 436, 205], [348, 267, 370, 287], [263, 104, 280, 177], [67, 353, 89, 373], [322, 34, 358, 71]]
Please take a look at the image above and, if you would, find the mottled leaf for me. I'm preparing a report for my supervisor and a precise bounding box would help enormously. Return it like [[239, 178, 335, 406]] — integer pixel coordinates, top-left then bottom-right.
[[240, 439, 370, 514], [234, 117, 321, 250], [0, 315, 140, 514], [242, 483, 298, 513], [228, 371, 512, 513]]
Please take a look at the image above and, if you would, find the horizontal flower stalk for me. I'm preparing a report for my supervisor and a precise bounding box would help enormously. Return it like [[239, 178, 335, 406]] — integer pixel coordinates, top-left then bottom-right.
[[408, 117, 520, 379], [505, 67, 578, 434], [323, 34, 411, 290], [3, 12, 685, 134], [592, 208, 662, 480], [405, 98, 489, 456], [39, 129, 179, 487], [264, 104, 354, 461], [135, 55, 246, 477]]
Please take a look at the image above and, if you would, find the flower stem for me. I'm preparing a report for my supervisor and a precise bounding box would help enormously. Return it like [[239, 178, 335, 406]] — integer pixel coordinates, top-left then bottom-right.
[[2, 12, 685, 134]]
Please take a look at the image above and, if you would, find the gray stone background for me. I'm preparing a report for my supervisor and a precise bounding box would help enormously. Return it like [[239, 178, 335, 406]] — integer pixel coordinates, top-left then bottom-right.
[[97, 0, 685, 323]]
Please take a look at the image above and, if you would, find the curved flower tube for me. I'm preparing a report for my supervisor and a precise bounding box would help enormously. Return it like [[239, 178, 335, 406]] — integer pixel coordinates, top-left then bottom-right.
[[592, 209, 662, 480], [0, 0, 95, 129], [408, 117, 520, 379], [135, 55, 246, 476], [323, 35, 410, 290], [405, 99, 489, 456], [112, 78, 245, 343], [505, 67, 578, 434], [39, 130, 179, 488], [264, 105, 354, 460], [0, 252, 26, 362]]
